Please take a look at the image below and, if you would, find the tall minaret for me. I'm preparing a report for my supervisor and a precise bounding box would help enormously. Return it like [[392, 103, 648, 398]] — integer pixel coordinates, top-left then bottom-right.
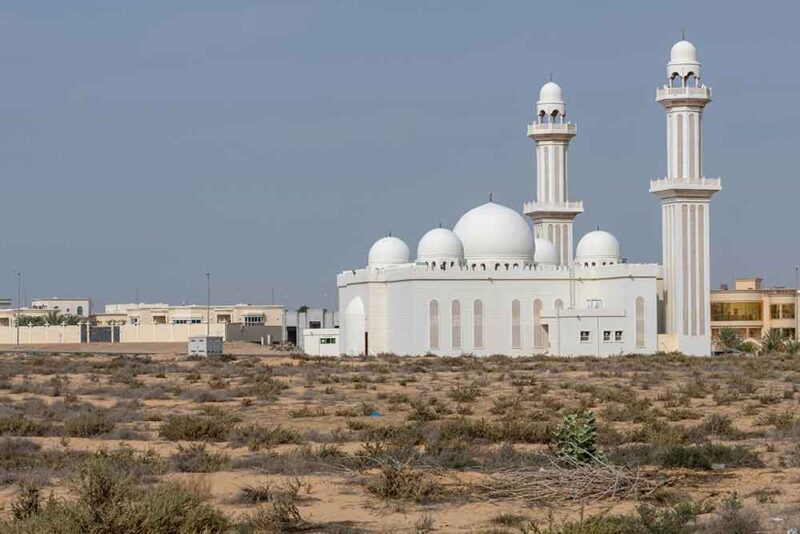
[[524, 81, 583, 266], [650, 40, 721, 356]]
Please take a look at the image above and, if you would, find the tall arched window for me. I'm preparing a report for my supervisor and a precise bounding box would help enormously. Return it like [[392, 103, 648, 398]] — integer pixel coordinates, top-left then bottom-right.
[[511, 299, 522, 349], [77, 306, 84, 316], [635, 296, 645, 348], [686, 73, 697, 87], [429, 300, 439, 350], [451, 300, 461, 351], [533, 298, 543, 348], [555, 299, 564, 311], [473, 300, 484, 349]]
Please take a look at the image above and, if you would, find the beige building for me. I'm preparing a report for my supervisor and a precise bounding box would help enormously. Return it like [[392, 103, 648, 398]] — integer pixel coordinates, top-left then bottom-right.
[[31, 298, 91, 317], [710, 277, 798, 342], [93, 303, 284, 327]]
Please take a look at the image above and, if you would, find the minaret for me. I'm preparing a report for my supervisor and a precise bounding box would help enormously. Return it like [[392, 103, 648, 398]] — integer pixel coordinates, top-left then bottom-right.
[[524, 81, 583, 266], [650, 40, 721, 356]]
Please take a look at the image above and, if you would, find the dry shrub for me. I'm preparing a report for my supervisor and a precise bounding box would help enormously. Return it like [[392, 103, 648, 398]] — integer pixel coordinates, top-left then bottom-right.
[[170, 443, 228, 473], [0, 415, 50, 437], [159, 412, 237, 442], [366, 462, 444, 504], [229, 424, 305, 451], [63, 411, 115, 438]]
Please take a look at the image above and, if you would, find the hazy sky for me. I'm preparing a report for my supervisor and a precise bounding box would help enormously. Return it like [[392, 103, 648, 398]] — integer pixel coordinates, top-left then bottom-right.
[[1, 1, 798, 311]]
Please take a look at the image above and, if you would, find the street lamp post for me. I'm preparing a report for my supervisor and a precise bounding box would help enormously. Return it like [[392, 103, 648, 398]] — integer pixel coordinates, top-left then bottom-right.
[[15, 271, 21, 349], [206, 272, 211, 338]]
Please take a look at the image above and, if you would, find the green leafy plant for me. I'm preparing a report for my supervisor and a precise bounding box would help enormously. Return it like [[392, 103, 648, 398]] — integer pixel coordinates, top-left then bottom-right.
[[552, 410, 600, 464]]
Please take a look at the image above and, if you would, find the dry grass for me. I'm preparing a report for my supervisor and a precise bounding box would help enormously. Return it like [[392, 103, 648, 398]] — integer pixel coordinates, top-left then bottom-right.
[[0, 347, 797, 531]]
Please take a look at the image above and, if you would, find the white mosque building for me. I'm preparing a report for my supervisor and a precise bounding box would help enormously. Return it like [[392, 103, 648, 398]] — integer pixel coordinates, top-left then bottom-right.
[[336, 39, 720, 357]]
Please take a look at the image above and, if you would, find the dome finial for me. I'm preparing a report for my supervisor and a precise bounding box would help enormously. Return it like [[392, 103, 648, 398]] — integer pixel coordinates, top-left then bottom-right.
[[388, 230, 392, 237], [681, 28, 685, 40], [549, 72, 553, 82], [489, 192, 493, 202]]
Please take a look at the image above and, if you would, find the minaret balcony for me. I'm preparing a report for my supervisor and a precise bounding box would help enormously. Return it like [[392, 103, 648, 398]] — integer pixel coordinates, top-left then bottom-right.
[[649, 177, 721, 198], [527, 122, 576, 139], [523, 200, 584, 218], [656, 85, 712, 103]]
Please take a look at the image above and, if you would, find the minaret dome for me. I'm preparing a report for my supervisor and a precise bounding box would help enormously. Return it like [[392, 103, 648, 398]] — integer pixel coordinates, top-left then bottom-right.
[[537, 81, 566, 120], [667, 40, 701, 81]]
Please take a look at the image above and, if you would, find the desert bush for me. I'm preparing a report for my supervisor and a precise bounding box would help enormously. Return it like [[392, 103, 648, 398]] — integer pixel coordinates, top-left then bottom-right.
[[159, 412, 237, 442], [170, 443, 228, 473], [366, 462, 444, 503], [407, 396, 452, 422], [0, 415, 49, 437], [690, 414, 748, 441], [63, 411, 115, 438], [0, 451, 230, 533], [531, 502, 706, 533], [698, 493, 762, 533], [656, 444, 762, 470], [553, 411, 600, 464], [229, 424, 306, 451], [448, 381, 482, 403]]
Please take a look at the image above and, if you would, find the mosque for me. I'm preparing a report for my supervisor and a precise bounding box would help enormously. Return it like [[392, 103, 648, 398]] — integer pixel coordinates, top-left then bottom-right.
[[336, 39, 721, 357]]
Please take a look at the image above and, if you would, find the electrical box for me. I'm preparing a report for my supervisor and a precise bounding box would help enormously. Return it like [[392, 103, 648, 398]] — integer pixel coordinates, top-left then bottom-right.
[[188, 336, 223, 357]]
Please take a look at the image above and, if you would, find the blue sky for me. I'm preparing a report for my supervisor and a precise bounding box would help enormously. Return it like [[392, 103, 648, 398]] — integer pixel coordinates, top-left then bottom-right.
[[0, 1, 798, 310]]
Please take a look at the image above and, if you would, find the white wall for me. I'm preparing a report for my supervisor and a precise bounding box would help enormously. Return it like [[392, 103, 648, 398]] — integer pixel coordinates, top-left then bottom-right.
[[338, 262, 659, 357]]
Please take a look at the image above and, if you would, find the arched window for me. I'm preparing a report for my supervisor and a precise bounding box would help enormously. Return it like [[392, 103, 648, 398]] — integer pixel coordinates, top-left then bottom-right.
[[429, 300, 439, 350], [635, 296, 645, 348], [555, 299, 563, 311], [511, 299, 522, 349], [473, 300, 484, 349], [533, 298, 544, 348], [686, 73, 697, 87], [670, 73, 682, 88], [451, 300, 461, 350]]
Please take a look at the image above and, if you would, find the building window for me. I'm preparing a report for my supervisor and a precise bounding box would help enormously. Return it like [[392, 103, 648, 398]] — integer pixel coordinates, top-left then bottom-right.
[[173, 319, 201, 324], [783, 304, 796, 320], [635, 296, 645, 347], [244, 315, 264, 326], [451, 300, 461, 350], [586, 299, 602, 309], [615, 330, 623, 342], [429, 300, 439, 350], [710, 302, 762, 321], [533, 299, 544, 348], [603, 330, 611, 342], [320, 337, 336, 344], [580, 330, 591, 342], [511, 299, 521, 349], [76, 306, 83, 316], [473, 300, 484, 349]]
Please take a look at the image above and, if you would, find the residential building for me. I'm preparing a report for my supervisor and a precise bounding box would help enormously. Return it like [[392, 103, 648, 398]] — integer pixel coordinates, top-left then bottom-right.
[[710, 277, 798, 342]]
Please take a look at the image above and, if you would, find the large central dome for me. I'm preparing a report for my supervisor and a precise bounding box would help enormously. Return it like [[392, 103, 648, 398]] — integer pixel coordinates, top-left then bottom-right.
[[453, 202, 534, 264]]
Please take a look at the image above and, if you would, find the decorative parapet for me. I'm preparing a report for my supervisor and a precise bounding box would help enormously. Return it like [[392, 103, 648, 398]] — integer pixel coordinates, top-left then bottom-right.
[[656, 85, 712, 102], [527, 122, 577, 137], [523, 200, 584, 216], [649, 177, 721, 193]]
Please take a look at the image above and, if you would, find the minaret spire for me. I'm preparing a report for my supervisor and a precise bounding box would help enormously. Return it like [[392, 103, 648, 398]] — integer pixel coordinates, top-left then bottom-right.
[[523, 80, 583, 266], [650, 38, 721, 356]]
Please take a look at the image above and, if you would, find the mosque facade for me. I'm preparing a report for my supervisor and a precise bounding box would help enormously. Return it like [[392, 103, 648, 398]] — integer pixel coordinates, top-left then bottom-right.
[[336, 39, 720, 357]]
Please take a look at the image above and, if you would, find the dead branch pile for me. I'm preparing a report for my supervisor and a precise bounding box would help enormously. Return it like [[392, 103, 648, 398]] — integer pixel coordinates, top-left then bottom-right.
[[474, 454, 660, 504]]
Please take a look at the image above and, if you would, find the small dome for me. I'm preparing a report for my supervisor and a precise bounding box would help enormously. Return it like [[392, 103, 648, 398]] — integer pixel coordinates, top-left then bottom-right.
[[417, 228, 464, 263], [534, 238, 559, 265], [538, 81, 564, 103], [575, 230, 621, 265], [453, 202, 534, 264], [670, 40, 697, 63], [368, 236, 410, 268]]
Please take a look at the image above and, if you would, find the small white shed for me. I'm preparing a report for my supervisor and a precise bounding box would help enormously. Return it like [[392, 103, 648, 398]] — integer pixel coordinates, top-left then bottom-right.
[[302, 328, 339, 356]]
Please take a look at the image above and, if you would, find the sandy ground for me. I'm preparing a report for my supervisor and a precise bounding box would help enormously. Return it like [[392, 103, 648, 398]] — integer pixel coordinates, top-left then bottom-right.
[[0, 346, 797, 531]]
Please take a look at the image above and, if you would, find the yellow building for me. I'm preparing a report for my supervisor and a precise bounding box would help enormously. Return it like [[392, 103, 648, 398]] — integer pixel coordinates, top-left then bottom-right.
[[710, 277, 797, 342]]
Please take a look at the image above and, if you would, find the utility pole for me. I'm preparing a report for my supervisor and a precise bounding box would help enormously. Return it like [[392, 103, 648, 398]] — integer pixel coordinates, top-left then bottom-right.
[[206, 272, 211, 337], [15, 271, 21, 349]]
